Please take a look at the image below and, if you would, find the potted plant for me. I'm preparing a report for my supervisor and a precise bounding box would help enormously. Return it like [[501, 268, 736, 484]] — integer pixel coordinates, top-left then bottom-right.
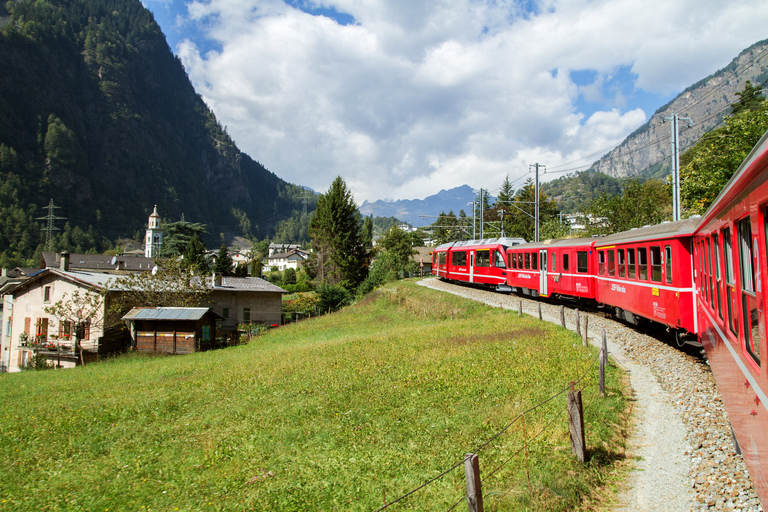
[[19, 332, 29, 347]]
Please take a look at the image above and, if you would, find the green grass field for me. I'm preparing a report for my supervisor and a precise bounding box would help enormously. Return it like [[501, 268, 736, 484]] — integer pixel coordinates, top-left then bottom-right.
[[0, 281, 628, 511]]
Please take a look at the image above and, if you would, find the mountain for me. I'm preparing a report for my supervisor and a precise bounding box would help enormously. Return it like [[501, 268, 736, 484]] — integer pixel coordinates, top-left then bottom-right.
[[591, 39, 768, 178], [0, 0, 310, 266], [359, 185, 477, 227]]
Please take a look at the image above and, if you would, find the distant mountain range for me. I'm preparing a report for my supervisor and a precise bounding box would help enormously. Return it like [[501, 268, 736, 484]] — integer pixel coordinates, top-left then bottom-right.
[[360, 185, 477, 227], [591, 38, 768, 178]]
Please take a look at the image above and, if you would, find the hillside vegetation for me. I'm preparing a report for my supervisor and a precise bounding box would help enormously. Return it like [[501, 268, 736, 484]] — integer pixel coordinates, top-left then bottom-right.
[[0, 0, 310, 267], [0, 281, 627, 511]]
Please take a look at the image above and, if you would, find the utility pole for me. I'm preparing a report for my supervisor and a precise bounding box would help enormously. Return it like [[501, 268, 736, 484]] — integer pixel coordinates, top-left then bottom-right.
[[530, 163, 545, 242], [467, 201, 476, 240], [479, 188, 484, 240], [665, 113, 693, 221], [498, 209, 506, 237], [36, 198, 66, 251]]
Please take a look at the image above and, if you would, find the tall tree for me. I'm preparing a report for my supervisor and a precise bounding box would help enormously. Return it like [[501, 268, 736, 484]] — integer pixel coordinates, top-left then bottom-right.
[[379, 226, 417, 268], [730, 80, 764, 115], [213, 244, 234, 276], [182, 235, 209, 273], [160, 220, 208, 257], [584, 179, 670, 234], [307, 176, 369, 289], [681, 94, 768, 215]]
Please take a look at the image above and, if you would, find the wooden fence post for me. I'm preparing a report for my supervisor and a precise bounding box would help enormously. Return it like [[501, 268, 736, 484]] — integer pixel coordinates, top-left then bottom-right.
[[600, 329, 607, 397], [575, 309, 581, 336], [568, 387, 586, 463], [538, 302, 542, 321], [464, 453, 484, 512], [518, 301, 522, 317], [560, 306, 566, 328], [582, 316, 589, 347]]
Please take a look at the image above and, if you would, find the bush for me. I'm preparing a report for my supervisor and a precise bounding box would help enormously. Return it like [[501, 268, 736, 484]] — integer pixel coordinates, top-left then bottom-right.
[[317, 284, 352, 313], [22, 353, 52, 371], [356, 252, 400, 296], [282, 282, 313, 293], [283, 267, 297, 285]]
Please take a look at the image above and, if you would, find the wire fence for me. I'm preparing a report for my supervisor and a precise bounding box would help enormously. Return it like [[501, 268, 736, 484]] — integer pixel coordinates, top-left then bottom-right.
[[374, 341, 607, 512]]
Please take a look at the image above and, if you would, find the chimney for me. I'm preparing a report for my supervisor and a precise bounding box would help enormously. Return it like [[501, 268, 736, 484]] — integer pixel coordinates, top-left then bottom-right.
[[59, 251, 70, 272], [210, 272, 222, 287]]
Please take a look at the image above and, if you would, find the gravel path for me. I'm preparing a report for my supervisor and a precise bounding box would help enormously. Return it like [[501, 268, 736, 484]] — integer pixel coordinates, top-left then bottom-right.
[[417, 278, 763, 511]]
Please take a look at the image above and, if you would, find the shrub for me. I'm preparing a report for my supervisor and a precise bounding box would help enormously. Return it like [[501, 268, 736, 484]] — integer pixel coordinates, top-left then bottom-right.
[[317, 284, 352, 313], [283, 267, 297, 285]]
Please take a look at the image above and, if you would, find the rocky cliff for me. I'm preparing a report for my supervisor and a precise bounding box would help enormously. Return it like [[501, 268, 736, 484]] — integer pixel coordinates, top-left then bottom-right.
[[591, 39, 768, 178]]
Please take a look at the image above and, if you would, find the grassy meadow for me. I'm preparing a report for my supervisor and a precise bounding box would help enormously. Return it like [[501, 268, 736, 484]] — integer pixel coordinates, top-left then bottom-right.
[[0, 281, 628, 511]]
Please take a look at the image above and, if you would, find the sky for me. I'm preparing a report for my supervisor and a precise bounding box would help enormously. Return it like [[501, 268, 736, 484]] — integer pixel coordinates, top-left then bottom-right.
[[140, 0, 768, 204]]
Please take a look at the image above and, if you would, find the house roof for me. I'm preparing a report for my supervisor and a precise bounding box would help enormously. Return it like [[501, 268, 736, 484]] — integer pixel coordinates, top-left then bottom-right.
[[268, 250, 308, 260], [41, 252, 156, 272], [122, 307, 224, 321], [209, 276, 286, 293]]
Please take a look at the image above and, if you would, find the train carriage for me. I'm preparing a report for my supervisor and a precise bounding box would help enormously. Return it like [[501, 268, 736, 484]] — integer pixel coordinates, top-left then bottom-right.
[[593, 218, 698, 332], [431, 237, 526, 291], [693, 130, 768, 505], [506, 238, 597, 301]]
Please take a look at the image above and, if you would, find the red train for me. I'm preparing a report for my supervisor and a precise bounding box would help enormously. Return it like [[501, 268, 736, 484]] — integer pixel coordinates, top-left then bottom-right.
[[431, 130, 768, 505], [432, 237, 526, 292]]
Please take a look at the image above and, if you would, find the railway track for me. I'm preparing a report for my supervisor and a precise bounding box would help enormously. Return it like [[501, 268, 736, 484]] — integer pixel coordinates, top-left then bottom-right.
[[418, 277, 763, 511]]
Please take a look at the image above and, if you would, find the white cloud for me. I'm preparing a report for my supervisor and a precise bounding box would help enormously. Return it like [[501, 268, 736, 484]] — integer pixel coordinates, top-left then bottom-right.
[[171, 0, 768, 202]]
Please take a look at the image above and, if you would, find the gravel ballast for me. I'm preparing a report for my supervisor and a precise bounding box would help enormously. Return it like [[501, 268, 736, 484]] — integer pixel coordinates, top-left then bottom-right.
[[417, 278, 763, 511]]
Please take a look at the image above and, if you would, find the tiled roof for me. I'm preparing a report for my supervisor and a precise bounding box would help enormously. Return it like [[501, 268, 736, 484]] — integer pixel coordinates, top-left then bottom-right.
[[41, 252, 156, 272], [211, 276, 286, 293]]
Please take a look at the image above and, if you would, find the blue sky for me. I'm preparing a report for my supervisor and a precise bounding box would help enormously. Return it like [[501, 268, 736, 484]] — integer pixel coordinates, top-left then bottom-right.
[[141, 0, 768, 202]]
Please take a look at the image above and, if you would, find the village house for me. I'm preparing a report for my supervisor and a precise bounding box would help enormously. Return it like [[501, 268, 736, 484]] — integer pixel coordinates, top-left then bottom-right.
[[0, 256, 285, 372], [264, 249, 309, 272]]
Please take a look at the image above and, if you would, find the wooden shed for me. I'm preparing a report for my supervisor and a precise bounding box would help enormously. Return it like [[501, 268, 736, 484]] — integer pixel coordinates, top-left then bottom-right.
[[122, 307, 223, 354]]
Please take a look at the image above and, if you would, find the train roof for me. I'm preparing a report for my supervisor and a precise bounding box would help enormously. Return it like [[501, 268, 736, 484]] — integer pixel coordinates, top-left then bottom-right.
[[434, 236, 526, 250], [594, 217, 700, 247], [508, 237, 597, 250]]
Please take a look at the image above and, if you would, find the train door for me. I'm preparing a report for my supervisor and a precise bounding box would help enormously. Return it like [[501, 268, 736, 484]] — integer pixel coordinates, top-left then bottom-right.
[[540, 249, 548, 296], [469, 250, 475, 283], [560, 249, 573, 293]]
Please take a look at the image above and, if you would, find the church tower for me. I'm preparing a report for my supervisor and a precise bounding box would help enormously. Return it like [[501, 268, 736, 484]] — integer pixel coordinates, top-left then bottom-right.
[[145, 205, 163, 258]]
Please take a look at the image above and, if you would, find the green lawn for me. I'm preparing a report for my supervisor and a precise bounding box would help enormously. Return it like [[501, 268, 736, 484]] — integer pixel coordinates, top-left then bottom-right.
[[0, 281, 628, 511]]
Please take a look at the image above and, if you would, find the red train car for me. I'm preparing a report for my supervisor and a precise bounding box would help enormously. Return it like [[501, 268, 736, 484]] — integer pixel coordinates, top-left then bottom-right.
[[506, 238, 597, 301], [592, 218, 699, 333], [432, 237, 525, 291], [693, 130, 768, 504]]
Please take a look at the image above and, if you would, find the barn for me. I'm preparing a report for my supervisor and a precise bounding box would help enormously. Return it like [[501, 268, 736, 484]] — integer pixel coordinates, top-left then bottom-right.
[[122, 307, 224, 354]]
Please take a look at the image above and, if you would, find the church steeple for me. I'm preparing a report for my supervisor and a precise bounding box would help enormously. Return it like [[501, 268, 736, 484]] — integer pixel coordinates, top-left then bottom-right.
[[145, 205, 163, 258]]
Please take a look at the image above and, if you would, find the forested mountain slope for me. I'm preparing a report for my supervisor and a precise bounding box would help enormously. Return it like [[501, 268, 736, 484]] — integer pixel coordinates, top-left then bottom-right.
[[0, 0, 308, 267]]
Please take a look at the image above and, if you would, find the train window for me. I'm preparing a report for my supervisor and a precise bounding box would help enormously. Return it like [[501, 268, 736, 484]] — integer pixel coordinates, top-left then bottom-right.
[[713, 234, 723, 319], [577, 251, 588, 273], [650, 246, 662, 282], [495, 250, 506, 268], [707, 238, 715, 308], [723, 227, 736, 336], [476, 250, 490, 268], [598, 250, 606, 275], [452, 251, 467, 266], [627, 248, 636, 279], [563, 253, 569, 271], [617, 249, 626, 278], [439, 252, 447, 269], [638, 247, 648, 280], [524, 252, 530, 269], [518, 253, 523, 269], [702, 241, 710, 303], [532, 253, 538, 270], [607, 250, 616, 277], [665, 245, 673, 284], [552, 252, 557, 272], [737, 217, 760, 366], [509, 253, 516, 269]]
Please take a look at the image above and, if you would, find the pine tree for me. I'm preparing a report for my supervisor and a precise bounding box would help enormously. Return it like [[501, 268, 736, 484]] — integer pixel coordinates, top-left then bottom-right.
[[307, 176, 369, 289], [213, 244, 234, 276], [182, 235, 209, 273]]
